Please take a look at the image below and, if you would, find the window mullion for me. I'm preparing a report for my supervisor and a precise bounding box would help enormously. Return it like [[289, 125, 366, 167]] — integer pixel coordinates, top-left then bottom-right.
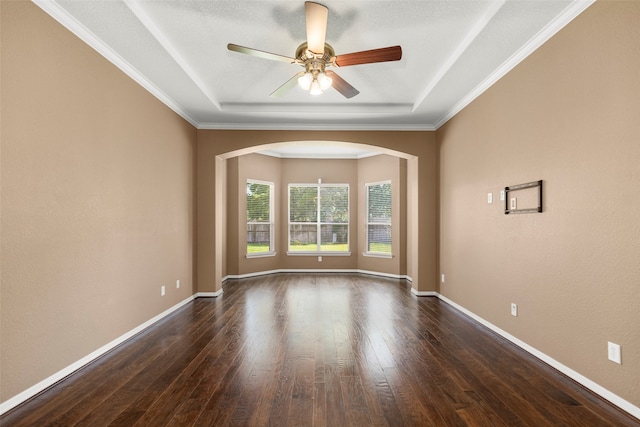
[[288, 183, 349, 254], [316, 184, 321, 252]]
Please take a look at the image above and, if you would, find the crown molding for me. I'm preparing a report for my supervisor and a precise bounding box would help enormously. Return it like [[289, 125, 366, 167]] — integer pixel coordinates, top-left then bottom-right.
[[434, 0, 596, 130], [413, 0, 506, 112], [122, 0, 221, 111], [220, 103, 413, 114], [33, 0, 593, 134], [32, 0, 200, 128], [197, 122, 436, 131], [257, 150, 380, 160]]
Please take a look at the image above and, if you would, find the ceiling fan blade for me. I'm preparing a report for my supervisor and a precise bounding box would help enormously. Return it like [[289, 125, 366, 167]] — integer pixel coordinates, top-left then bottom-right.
[[227, 43, 296, 64], [334, 45, 402, 67], [325, 70, 359, 99], [270, 72, 305, 97], [305, 2, 328, 55]]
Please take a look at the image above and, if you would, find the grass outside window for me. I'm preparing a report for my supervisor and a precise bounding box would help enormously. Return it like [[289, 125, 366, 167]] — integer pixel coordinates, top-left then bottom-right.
[[367, 242, 392, 253]]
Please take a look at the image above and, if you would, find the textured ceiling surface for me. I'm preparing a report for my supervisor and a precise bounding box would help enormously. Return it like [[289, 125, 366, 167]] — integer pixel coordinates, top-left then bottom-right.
[[36, 0, 593, 130]]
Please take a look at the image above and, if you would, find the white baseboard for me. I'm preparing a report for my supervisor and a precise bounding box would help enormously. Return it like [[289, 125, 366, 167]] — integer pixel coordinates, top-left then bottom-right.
[[0, 295, 196, 416], [224, 268, 410, 281], [223, 269, 282, 280], [4, 279, 637, 421], [358, 269, 411, 281], [411, 288, 438, 297], [195, 289, 223, 298], [1, 270, 405, 414], [436, 294, 640, 421]]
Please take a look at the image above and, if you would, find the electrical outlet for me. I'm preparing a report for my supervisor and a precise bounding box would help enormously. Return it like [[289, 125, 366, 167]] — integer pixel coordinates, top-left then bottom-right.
[[510, 198, 517, 210], [161, 285, 166, 296], [318, 256, 322, 262], [608, 342, 621, 364], [500, 190, 505, 201], [176, 279, 180, 289], [488, 192, 493, 204], [511, 303, 518, 317]]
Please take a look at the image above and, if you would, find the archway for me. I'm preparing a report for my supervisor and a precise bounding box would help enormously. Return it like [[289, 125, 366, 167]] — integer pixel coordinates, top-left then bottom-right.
[[195, 130, 437, 296]]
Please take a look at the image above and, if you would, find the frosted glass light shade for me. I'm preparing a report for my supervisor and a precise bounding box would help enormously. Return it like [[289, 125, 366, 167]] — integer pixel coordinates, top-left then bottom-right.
[[309, 80, 323, 95], [298, 72, 313, 90], [317, 72, 332, 90]]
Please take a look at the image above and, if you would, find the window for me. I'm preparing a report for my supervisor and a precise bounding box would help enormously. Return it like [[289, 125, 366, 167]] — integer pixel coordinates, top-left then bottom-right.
[[246, 180, 274, 256], [288, 183, 349, 254], [365, 181, 392, 256]]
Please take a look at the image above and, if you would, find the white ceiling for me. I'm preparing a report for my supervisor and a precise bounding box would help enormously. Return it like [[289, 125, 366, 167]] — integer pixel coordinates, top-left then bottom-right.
[[35, 0, 593, 131], [259, 143, 381, 159]]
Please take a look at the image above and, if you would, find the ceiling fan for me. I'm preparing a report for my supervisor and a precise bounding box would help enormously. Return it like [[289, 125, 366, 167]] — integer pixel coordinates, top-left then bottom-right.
[[227, 1, 402, 99]]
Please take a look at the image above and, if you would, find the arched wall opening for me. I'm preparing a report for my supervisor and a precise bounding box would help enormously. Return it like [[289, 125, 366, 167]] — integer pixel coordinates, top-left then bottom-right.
[[195, 130, 438, 296]]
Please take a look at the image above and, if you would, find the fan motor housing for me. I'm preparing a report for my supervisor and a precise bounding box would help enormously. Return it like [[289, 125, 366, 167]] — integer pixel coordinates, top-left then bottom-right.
[[296, 42, 335, 63]]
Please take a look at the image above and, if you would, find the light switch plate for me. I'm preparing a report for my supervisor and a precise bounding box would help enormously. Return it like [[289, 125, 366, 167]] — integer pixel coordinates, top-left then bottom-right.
[[608, 342, 621, 364], [488, 192, 493, 204], [510, 198, 517, 210]]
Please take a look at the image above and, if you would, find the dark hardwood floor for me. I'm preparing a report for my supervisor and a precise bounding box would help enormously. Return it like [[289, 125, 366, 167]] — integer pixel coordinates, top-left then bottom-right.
[[2, 273, 638, 426]]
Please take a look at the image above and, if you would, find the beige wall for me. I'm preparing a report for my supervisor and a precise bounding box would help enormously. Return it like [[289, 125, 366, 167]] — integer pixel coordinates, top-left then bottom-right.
[[226, 157, 240, 275], [14, 0, 640, 414], [197, 130, 438, 294], [234, 153, 283, 275], [357, 155, 406, 276], [1, 2, 197, 403], [196, 140, 217, 290], [437, 0, 640, 407]]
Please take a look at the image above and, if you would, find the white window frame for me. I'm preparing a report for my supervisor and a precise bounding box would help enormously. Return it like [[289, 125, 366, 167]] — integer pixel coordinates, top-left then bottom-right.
[[246, 179, 275, 258], [364, 180, 393, 259], [287, 182, 350, 256]]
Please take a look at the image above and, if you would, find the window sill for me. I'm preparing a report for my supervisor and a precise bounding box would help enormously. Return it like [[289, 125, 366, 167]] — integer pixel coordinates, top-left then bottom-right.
[[362, 252, 393, 259], [287, 251, 352, 257], [246, 252, 277, 259]]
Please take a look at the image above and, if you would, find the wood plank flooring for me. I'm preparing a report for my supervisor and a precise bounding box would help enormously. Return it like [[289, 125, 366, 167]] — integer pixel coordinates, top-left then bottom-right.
[[2, 273, 638, 426]]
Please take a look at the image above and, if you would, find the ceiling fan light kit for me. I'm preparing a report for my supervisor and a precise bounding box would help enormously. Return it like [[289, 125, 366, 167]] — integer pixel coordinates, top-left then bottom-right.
[[296, 42, 334, 95], [227, 1, 402, 98]]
